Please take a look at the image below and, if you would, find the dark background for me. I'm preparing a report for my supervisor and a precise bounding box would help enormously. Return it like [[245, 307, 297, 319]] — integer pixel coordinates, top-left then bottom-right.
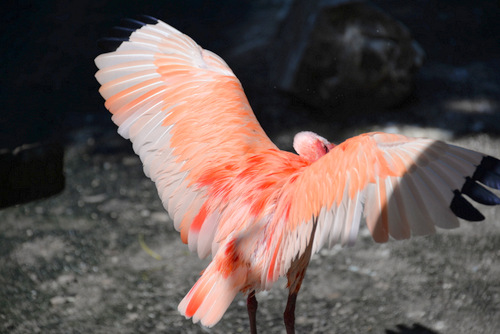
[[2, 0, 500, 149], [1, 0, 253, 149]]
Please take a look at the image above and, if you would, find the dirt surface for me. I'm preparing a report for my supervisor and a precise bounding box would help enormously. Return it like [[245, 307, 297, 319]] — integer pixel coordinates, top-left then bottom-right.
[[1, 1, 500, 333]]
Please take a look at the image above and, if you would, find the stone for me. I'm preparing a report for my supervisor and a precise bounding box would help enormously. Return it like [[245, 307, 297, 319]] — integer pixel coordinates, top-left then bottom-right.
[[272, 0, 425, 111]]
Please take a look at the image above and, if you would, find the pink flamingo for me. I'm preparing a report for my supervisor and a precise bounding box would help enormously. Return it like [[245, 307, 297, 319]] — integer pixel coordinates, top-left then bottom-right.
[[95, 16, 500, 334]]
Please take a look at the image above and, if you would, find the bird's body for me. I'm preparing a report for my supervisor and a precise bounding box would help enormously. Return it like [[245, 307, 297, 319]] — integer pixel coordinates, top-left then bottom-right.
[[95, 16, 500, 333]]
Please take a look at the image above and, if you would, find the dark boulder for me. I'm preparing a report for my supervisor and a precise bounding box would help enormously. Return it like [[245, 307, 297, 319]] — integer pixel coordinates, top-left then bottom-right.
[[272, 0, 425, 111]]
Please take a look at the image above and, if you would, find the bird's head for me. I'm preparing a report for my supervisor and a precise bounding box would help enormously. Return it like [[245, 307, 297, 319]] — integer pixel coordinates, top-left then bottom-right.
[[293, 131, 336, 162]]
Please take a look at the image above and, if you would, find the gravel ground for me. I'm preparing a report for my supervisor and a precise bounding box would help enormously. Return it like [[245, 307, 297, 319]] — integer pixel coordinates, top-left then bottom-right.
[[1, 1, 500, 333], [1, 122, 499, 334]]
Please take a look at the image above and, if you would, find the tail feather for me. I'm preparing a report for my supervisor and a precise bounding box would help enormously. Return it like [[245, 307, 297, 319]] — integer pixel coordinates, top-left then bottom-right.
[[178, 262, 247, 327]]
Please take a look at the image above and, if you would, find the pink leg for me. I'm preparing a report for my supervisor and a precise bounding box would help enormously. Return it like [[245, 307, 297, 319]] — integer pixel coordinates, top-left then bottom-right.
[[247, 291, 258, 334]]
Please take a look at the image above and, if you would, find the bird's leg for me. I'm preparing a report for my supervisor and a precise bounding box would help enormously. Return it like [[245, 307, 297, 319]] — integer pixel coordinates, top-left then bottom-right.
[[284, 290, 298, 334], [284, 221, 316, 334], [247, 291, 258, 334], [284, 251, 311, 334]]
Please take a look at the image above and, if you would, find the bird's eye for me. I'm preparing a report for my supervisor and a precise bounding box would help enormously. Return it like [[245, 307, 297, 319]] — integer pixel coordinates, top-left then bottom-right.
[[323, 144, 329, 153]]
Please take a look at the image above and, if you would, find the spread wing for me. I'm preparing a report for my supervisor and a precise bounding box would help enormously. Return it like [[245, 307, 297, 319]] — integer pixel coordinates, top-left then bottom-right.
[[94, 17, 278, 258], [265, 132, 500, 282]]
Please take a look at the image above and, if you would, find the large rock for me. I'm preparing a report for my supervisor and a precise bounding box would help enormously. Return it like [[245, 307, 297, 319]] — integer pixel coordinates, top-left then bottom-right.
[[272, 0, 425, 111]]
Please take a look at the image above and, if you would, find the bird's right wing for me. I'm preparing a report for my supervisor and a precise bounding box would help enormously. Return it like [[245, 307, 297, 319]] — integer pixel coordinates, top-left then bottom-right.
[[263, 132, 500, 283], [94, 17, 277, 258]]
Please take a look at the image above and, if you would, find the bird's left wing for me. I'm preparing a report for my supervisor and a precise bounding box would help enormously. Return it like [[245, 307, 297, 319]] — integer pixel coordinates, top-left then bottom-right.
[[94, 17, 277, 258], [265, 132, 500, 282]]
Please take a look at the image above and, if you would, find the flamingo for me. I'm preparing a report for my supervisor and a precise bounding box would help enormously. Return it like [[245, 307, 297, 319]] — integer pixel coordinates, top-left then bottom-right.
[[94, 16, 500, 334]]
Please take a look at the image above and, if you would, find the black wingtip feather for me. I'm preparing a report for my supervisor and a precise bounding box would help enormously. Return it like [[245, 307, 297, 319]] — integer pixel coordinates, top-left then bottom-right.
[[120, 18, 149, 30], [482, 156, 500, 174], [97, 37, 126, 52], [472, 156, 500, 189], [109, 26, 135, 38], [97, 15, 160, 52], [449, 155, 500, 221], [461, 177, 500, 206], [450, 190, 485, 221], [137, 15, 159, 25]]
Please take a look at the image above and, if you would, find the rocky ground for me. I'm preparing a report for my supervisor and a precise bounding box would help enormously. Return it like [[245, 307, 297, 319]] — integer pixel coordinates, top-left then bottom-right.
[[1, 1, 500, 333]]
